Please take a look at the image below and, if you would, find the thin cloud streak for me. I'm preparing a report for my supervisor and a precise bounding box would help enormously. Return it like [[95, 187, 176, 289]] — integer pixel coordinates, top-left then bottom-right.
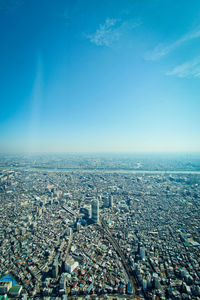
[[86, 17, 141, 47], [86, 18, 119, 46], [166, 56, 200, 78], [146, 27, 200, 61]]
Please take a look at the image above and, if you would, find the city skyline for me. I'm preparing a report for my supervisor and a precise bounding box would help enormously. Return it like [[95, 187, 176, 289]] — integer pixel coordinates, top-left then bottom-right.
[[0, 0, 200, 153]]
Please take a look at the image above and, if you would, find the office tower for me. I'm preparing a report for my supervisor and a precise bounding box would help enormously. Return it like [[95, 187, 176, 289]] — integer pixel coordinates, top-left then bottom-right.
[[59, 273, 66, 291], [80, 205, 91, 219], [98, 194, 102, 201], [52, 259, 59, 278], [152, 273, 159, 289], [76, 221, 81, 232], [65, 256, 79, 273], [66, 227, 72, 236], [140, 247, 145, 260], [109, 194, 113, 208], [104, 196, 109, 208], [92, 199, 99, 223], [0, 281, 12, 294], [85, 204, 91, 219]]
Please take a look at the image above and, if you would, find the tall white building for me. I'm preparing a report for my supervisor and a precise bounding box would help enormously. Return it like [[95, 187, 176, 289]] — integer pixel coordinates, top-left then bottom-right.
[[92, 199, 99, 223], [65, 256, 78, 273]]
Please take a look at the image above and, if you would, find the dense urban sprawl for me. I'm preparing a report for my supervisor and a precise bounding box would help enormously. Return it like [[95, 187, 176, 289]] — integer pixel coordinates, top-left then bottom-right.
[[0, 155, 200, 299]]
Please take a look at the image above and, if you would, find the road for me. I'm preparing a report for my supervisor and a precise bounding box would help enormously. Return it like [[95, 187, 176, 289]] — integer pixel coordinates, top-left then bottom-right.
[[62, 205, 78, 217], [99, 218, 136, 295], [63, 233, 73, 262]]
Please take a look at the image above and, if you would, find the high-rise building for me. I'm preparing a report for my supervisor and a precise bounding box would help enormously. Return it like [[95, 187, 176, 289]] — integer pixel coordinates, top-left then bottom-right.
[[140, 247, 145, 260], [104, 194, 113, 208], [76, 221, 81, 232], [104, 196, 109, 208], [98, 194, 102, 201], [152, 273, 159, 289], [92, 199, 99, 223], [84, 205, 91, 219], [109, 194, 113, 208], [80, 205, 91, 219], [66, 227, 72, 236], [52, 259, 59, 278], [65, 256, 79, 273], [59, 273, 66, 291], [0, 281, 12, 294]]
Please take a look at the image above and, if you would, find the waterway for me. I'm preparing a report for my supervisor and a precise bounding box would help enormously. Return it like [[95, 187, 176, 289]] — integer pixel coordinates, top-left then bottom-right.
[[1, 166, 200, 175]]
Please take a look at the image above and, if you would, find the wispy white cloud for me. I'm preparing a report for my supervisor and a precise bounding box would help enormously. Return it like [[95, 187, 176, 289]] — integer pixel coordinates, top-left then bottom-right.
[[146, 27, 200, 61], [86, 18, 141, 47], [166, 56, 200, 78], [86, 18, 119, 47]]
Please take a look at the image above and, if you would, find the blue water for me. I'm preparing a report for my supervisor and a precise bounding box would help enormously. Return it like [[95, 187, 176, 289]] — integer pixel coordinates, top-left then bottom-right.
[[0, 274, 18, 286]]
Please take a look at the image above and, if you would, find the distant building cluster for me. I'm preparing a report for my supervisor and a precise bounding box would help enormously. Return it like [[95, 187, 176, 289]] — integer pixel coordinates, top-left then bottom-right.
[[0, 157, 200, 299]]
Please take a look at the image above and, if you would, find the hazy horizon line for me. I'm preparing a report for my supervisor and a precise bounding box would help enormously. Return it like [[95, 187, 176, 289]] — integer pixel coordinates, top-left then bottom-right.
[[1, 151, 200, 156]]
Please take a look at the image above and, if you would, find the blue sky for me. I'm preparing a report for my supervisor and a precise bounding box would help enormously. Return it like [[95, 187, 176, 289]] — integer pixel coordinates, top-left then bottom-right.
[[0, 0, 200, 153]]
